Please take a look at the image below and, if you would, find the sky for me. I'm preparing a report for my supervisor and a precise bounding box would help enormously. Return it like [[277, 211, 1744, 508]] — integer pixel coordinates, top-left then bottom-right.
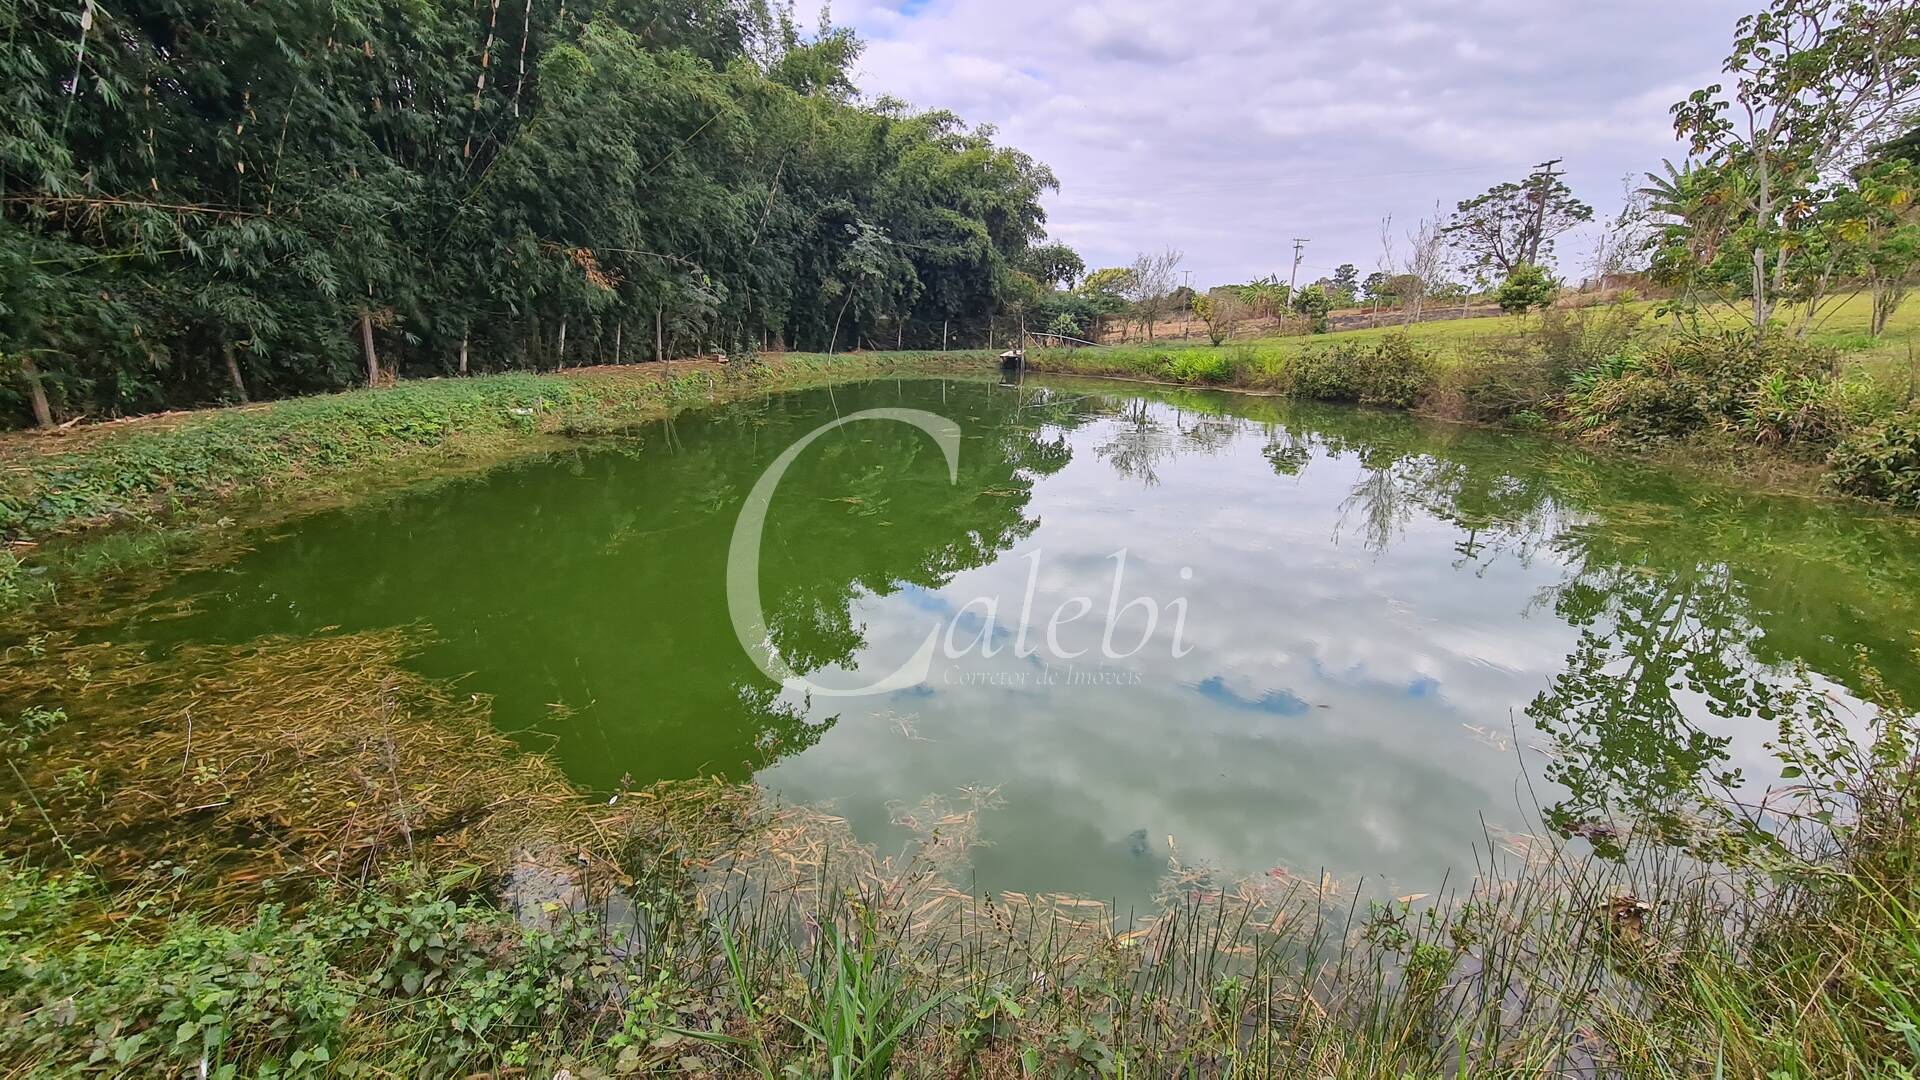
[[823, 0, 1754, 288]]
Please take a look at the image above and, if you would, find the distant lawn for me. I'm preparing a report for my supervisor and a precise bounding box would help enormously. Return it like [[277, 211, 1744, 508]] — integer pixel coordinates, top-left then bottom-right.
[[1087, 292, 1920, 391]]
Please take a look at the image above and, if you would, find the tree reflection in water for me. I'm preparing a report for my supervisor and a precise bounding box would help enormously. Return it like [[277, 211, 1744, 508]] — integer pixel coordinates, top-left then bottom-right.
[[142, 379, 1920, 873]]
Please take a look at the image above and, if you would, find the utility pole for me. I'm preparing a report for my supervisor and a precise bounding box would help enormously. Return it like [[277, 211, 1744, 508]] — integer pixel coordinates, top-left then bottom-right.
[[1524, 159, 1564, 267], [1288, 238, 1310, 299]]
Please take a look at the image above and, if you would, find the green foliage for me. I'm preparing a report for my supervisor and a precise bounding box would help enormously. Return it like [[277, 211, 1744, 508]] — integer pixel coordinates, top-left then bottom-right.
[[1292, 284, 1332, 333], [1288, 334, 1437, 407], [1496, 263, 1559, 314], [1439, 354, 1558, 422], [1667, 1, 1920, 339], [1043, 312, 1082, 340], [1829, 410, 1920, 507], [1443, 172, 1594, 275], [0, 1, 1056, 425], [1, 704, 64, 754], [1742, 369, 1852, 446], [1564, 334, 1844, 446], [1360, 271, 1392, 303], [0, 868, 605, 1076], [1533, 302, 1647, 382], [1223, 276, 1291, 319], [1162, 350, 1234, 384], [1020, 243, 1086, 290], [1330, 263, 1360, 299], [1077, 267, 1135, 302], [787, 915, 947, 1078]]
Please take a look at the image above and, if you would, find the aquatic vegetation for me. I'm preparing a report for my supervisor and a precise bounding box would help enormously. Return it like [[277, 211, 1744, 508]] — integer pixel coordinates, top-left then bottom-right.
[[0, 625, 620, 899]]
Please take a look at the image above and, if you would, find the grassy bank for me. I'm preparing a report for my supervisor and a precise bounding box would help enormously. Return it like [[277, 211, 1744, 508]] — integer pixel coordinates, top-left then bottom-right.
[[0, 352, 987, 613], [1071, 291, 1920, 386], [8, 301, 1917, 596], [1029, 297, 1920, 510]]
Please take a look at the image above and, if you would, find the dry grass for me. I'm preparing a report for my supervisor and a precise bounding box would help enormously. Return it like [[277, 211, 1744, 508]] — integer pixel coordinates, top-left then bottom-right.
[[0, 624, 630, 906]]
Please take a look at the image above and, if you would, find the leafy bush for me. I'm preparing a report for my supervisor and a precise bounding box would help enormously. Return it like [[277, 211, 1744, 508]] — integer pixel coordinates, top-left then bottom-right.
[[1534, 302, 1647, 384], [0, 867, 604, 1076], [1741, 370, 1851, 447], [1162, 351, 1234, 384], [1437, 353, 1558, 423], [1829, 410, 1920, 508], [1565, 357, 1705, 441], [1564, 334, 1841, 445], [1496, 263, 1558, 314], [1289, 334, 1437, 408]]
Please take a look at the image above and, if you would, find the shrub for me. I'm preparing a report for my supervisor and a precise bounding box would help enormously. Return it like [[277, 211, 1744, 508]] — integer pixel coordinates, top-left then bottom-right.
[[1288, 334, 1437, 408], [1287, 348, 1359, 402], [1223, 344, 1262, 372], [1437, 353, 1558, 423], [1535, 302, 1647, 384], [1564, 334, 1841, 445], [1496, 263, 1558, 314], [1829, 410, 1920, 508], [1292, 285, 1333, 334], [1565, 356, 1707, 441], [1829, 375, 1903, 428], [1740, 370, 1850, 447], [1162, 351, 1234, 384]]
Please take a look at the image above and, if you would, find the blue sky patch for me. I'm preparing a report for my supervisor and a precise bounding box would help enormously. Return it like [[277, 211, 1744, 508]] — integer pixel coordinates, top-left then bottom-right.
[[1196, 676, 1311, 716]]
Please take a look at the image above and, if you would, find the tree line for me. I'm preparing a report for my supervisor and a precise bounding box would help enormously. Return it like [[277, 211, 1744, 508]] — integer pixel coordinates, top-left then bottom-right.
[[1, 0, 1060, 427]]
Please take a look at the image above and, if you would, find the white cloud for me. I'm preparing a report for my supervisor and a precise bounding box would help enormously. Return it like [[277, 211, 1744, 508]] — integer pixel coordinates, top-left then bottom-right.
[[835, 0, 1750, 284]]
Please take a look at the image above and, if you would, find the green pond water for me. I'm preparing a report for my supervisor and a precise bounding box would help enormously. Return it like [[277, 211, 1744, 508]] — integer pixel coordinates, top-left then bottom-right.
[[137, 377, 1920, 908]]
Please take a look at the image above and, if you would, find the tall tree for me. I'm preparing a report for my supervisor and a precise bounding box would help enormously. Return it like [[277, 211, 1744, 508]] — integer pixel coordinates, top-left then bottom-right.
[[1123, 249, 1183, 342], [1330, 263, 1359, 296], [0, 0, 1058, 423], [1671, 0, 1920, 339], [1020, 242, 1085, 289], [1442, 166, 1593, 275]]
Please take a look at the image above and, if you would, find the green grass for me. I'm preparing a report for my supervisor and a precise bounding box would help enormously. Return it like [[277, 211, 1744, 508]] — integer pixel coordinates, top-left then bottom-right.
[[0, 352, 986, 613], [0, 354, 986, 542], [1071, 291, 1920, 387]]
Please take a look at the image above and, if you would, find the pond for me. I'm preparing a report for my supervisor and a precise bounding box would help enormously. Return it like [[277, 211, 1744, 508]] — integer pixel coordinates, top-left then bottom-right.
[[134, 377, 1920, 909]]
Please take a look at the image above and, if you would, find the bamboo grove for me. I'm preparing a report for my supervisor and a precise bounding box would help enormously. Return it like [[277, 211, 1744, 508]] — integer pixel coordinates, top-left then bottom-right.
[[0, 0, 1058, 424]]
